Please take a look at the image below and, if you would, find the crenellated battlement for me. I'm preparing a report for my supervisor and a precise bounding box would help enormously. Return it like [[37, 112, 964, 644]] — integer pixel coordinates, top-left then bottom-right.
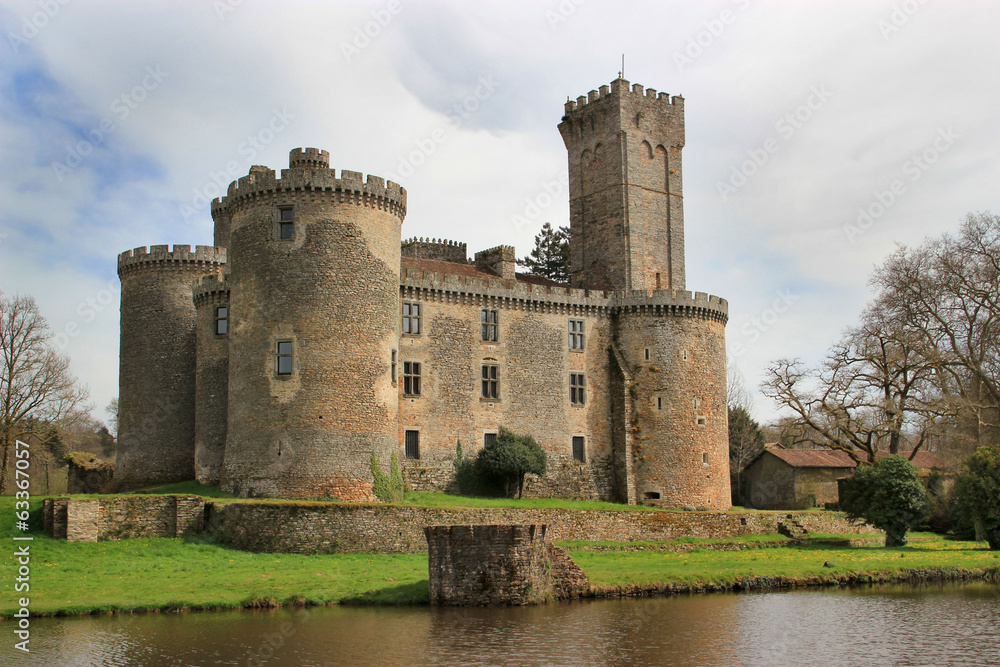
[[288, 147, 330, 170], [399, 266, 727, 323], [614, 290, 728, 324], [118, 245, 227, 279], [562, 77, 684, 115], [402, 237, 468, 263], [210, 147, 406, 220], [191, 273, 230, 308]]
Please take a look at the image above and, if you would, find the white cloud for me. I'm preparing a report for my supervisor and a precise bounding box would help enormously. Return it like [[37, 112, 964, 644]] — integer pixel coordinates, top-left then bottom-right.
[[3, 0, 1000, 425]]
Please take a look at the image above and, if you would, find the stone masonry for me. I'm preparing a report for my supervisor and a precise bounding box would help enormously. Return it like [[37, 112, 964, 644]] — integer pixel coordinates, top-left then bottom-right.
[[43, 496, 878, 550], [114, 76, 730, 508], [425, 524, 588, 605]]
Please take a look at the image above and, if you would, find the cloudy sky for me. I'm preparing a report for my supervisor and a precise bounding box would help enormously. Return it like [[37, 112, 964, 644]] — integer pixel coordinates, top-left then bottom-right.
[[2, 0, 999, 426]]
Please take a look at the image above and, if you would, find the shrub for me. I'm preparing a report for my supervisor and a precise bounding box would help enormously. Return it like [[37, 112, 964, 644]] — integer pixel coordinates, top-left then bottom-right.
[[370, 451, 403, 503], [951, 445, 1000, 549], [840, 455, 930, 547], [474, 427, 547, 498]]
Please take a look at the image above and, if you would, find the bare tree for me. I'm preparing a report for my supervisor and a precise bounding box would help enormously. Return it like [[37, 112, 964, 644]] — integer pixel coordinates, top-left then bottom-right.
[[0, 293, 90, 493], [106, 397, 118, 438], [873, 211, 1000, 449], [761, 301, 942, 464]]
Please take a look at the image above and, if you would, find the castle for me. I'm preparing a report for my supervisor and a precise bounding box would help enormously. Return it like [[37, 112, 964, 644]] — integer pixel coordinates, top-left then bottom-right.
[[115, 77, 731, 509]]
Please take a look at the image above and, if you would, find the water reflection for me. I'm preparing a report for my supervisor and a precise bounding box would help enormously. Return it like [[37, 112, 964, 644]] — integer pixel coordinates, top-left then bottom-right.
[[6, 584, 999, 667]]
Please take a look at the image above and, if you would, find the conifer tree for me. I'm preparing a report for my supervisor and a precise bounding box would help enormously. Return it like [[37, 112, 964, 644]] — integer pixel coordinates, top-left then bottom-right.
[[518, 223, 570, 284]]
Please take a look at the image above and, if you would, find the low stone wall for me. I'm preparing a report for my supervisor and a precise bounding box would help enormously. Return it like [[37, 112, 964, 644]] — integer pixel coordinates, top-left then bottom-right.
[[206, 502, 878, 554], [426, 524, 586, 605], [42, 496, 205, 542]]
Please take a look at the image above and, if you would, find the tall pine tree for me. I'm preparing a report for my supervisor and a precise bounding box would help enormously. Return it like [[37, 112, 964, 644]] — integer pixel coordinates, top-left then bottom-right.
[[518, 222, 570, 284]]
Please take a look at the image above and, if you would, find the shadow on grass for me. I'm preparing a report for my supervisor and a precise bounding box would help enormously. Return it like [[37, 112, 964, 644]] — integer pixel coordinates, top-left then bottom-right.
[[342, 580, 430, 606]]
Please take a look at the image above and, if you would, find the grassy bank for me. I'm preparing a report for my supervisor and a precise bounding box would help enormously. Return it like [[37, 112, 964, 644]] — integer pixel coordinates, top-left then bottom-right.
[[1, 496, 428, 618], [4, 494, 998, 618], [563, 537, 1000, 592]]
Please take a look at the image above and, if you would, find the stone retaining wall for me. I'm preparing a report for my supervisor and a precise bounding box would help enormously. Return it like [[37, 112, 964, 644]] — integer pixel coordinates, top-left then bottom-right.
[[42, 496, 205, 542], [206, 502, 878, 554]]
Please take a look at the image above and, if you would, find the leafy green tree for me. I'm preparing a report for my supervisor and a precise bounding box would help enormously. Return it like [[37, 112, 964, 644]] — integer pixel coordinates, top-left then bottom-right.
[[729, 405, 765, 505], [840, 455, 930, 546], [474, 427, 547, 498], [951, 445, 1000, 549], [518, 223, 570, 284]]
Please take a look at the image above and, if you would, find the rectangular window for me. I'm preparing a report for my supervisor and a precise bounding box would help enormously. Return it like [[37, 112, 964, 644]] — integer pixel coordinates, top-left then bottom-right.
[[214, 306, 228, 336], [402, 302, 421, 335], [405, 430, 420, 459], [484, 432, 497, 448], [572, 436, 585, 462], [403, 361, 421, 396], [569, 319, 585, 350], [276, 340, 293, 375], [480, 309, 498, 342], [481, 364, 499, 399], [570, 373, 586, 406], [391, 350, 397, 384], [279, 207, 294, 240]]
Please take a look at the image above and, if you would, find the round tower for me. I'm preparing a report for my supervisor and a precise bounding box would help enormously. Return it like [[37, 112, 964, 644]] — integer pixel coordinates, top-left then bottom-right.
[[615, 291, 730, 510], [192, 273, 230, 486], [215, 147, 406, 499], [116, 244, 227, 488]]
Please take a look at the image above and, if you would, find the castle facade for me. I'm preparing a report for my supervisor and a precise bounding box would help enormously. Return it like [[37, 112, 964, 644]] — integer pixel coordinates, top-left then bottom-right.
[[115, 77, 731, 508]]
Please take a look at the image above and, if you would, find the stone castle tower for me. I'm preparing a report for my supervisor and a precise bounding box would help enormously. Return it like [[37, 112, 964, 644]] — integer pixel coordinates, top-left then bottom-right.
[[115, 77, 730, 508], [559, 79, 728, 507]]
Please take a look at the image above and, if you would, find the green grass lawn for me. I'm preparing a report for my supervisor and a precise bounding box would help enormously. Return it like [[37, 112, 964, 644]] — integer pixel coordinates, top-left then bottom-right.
[[1, 496, 428, 617], [6, 491, 997, 619], [564, 537, 1000, 588]]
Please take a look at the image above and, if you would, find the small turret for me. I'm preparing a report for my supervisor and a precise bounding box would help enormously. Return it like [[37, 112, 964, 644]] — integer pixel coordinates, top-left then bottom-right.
[[288, 147, 330, 170]]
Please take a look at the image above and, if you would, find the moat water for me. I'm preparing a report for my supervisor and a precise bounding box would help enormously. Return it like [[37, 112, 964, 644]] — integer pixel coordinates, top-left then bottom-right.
[[5, 584, 1000, 667]]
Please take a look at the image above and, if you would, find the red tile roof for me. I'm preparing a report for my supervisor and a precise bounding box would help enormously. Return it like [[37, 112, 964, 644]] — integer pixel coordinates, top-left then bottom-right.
[[762, 447, 950, 470], [400, 256, 567, 288], [766, 448, 857, 468]]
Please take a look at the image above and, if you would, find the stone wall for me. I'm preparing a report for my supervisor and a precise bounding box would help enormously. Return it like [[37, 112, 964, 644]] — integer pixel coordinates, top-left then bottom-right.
[[206, 501, 878, 554], [396, 268, 616, 501], [426, 524, 585, 605], [42, 495, 205, 541]]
